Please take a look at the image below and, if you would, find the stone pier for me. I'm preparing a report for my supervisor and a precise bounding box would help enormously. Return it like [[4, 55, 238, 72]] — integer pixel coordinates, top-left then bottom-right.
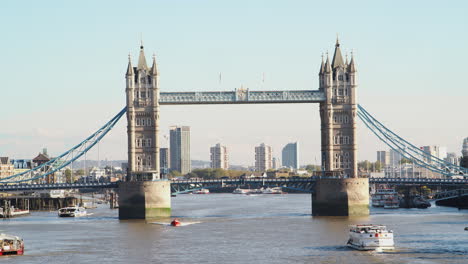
[[118, 181, 171, 219], [312, 178, 369, 216]]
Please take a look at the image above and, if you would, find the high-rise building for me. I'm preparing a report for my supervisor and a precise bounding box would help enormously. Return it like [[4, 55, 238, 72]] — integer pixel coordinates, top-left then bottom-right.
[[282, 142, 299, 169], [461, 137, 468, 168], [376, 151, 389, 165], [210, 143, 229, 170], [388, 149, 402, 167], [272, 157, 280, 169], [160, 148, 170, 175], [421, 146, 448, 164], [445, 152, 458, 165], [170, 126, 191, 174], [255, 143, 272, 172]]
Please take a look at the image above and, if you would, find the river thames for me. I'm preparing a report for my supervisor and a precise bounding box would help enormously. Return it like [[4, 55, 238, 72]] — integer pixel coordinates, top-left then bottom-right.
[[1, 194, 467, 264]]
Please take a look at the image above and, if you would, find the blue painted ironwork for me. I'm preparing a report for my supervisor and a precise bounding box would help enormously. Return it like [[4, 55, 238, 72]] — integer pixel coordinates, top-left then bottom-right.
[[357, 104, 468, 178], [0, 177, 467, 192], [0, 108, 127, 183]]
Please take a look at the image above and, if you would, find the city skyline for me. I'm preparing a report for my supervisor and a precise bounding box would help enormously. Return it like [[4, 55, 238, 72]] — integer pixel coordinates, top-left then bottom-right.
[[1, 1, 467, 167]]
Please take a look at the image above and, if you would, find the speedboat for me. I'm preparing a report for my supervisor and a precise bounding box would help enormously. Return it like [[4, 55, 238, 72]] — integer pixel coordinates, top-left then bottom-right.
[[170, 219, 181, 227], [0, 233, 24, 256], [58, 206, 87, 217], [347, 224, 394, 251]]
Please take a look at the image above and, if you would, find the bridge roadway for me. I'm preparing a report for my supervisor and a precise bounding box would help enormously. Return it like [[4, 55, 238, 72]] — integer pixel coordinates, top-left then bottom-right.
[[0, 177, 467, 192]]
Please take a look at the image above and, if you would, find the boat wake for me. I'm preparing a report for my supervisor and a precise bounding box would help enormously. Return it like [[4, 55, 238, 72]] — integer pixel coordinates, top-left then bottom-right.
[[151, 221, 201, 227]]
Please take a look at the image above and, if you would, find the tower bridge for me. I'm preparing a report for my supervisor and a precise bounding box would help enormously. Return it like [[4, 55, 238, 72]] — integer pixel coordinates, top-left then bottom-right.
[[2, 39, 467, 219]]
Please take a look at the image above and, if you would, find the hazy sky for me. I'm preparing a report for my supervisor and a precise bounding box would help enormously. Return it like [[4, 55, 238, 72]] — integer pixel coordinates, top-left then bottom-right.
[[0, 0, 467, 166]]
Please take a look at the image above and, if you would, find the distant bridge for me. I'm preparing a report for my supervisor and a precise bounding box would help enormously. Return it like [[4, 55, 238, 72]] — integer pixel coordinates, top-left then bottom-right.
[[1, 177, 467, 193]]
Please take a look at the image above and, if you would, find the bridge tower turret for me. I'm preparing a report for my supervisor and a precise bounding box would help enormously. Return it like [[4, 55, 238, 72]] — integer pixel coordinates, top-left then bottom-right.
[[319, 38, 358, 178]]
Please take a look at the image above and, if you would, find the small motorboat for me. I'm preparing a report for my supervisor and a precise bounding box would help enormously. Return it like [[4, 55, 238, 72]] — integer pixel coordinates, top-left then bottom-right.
[[0, 233, 24, 256], [347, 224, 394, 251], [465, 227, 468, 231], [170, 219, 182, 227]]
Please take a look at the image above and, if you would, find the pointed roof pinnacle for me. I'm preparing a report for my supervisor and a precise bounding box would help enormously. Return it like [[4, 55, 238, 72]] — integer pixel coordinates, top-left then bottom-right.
[[325, 52, 331, 73], [150, 54, 158, 76], [331, 38, 345, 69], [319, 53, 325, 74], [137, 44, 148, 71], [348, 51, 356, 72], [126, 54, 134, 76]]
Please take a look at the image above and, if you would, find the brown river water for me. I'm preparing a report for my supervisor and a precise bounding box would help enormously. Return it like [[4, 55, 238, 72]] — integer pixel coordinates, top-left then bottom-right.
[[1, 193, 467, 264]]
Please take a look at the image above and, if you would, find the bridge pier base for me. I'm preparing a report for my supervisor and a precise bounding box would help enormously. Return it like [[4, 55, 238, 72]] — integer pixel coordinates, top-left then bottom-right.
[[118, 180, 171, 219], [312, 178, 369, 216]]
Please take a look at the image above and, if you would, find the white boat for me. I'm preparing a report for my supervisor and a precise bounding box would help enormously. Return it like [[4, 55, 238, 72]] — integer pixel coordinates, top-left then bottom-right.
[[193, 189, 210, 194], [372, 189, 398, 207], [261, 187, 286, 194], [0, 206, 30, 218], [347, 224, 394, 251], [0, 233, 24, 256], [58, 206, 87, 217], [233, 188, 250, 194]]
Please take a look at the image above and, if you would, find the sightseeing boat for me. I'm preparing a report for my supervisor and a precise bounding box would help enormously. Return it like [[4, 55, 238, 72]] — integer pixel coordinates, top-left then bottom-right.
[[192, 189, 210, 194], [0, 206, 30, 218], [372, 189, 399, 207], [347, 224, 395, 251], [0, 233, 24, 256], [58, 206, 87, 217]]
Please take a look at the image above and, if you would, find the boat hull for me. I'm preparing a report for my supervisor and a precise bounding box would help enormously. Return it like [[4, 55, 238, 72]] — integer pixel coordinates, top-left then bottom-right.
[[347, 242, 394, 251]]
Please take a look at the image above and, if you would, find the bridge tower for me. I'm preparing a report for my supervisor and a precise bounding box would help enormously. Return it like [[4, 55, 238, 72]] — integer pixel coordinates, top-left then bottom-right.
[[118, 44, 171, 219], [313, 39, 369, 216]]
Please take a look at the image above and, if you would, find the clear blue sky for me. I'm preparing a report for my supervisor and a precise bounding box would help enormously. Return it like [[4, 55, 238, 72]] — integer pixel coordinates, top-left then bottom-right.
[[1, 0, 467, 165]]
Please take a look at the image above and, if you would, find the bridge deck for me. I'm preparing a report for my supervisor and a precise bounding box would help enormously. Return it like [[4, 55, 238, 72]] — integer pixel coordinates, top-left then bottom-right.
[[159, 90, 325, 105], [1, 177, 467, 192]]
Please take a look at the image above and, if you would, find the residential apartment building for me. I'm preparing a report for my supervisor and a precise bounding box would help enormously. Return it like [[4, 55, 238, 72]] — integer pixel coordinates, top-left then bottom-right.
[[210, 143, 229, 170], [255, 143, 272, 172]]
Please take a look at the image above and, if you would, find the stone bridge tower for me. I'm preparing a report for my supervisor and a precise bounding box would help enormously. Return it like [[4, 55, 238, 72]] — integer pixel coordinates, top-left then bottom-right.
[[319, 38, 357, 178], [119, 44, 170, 219], [125, 44, 161, 181], [313, 39, 369, 216]]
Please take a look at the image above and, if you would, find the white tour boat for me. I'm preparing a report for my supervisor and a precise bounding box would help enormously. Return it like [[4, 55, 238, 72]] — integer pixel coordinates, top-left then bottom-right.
[[58, 206, 87, 217], [0, 233, 24, 256], [372, 189, 399, 207], [347, 224, 395, 251]]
